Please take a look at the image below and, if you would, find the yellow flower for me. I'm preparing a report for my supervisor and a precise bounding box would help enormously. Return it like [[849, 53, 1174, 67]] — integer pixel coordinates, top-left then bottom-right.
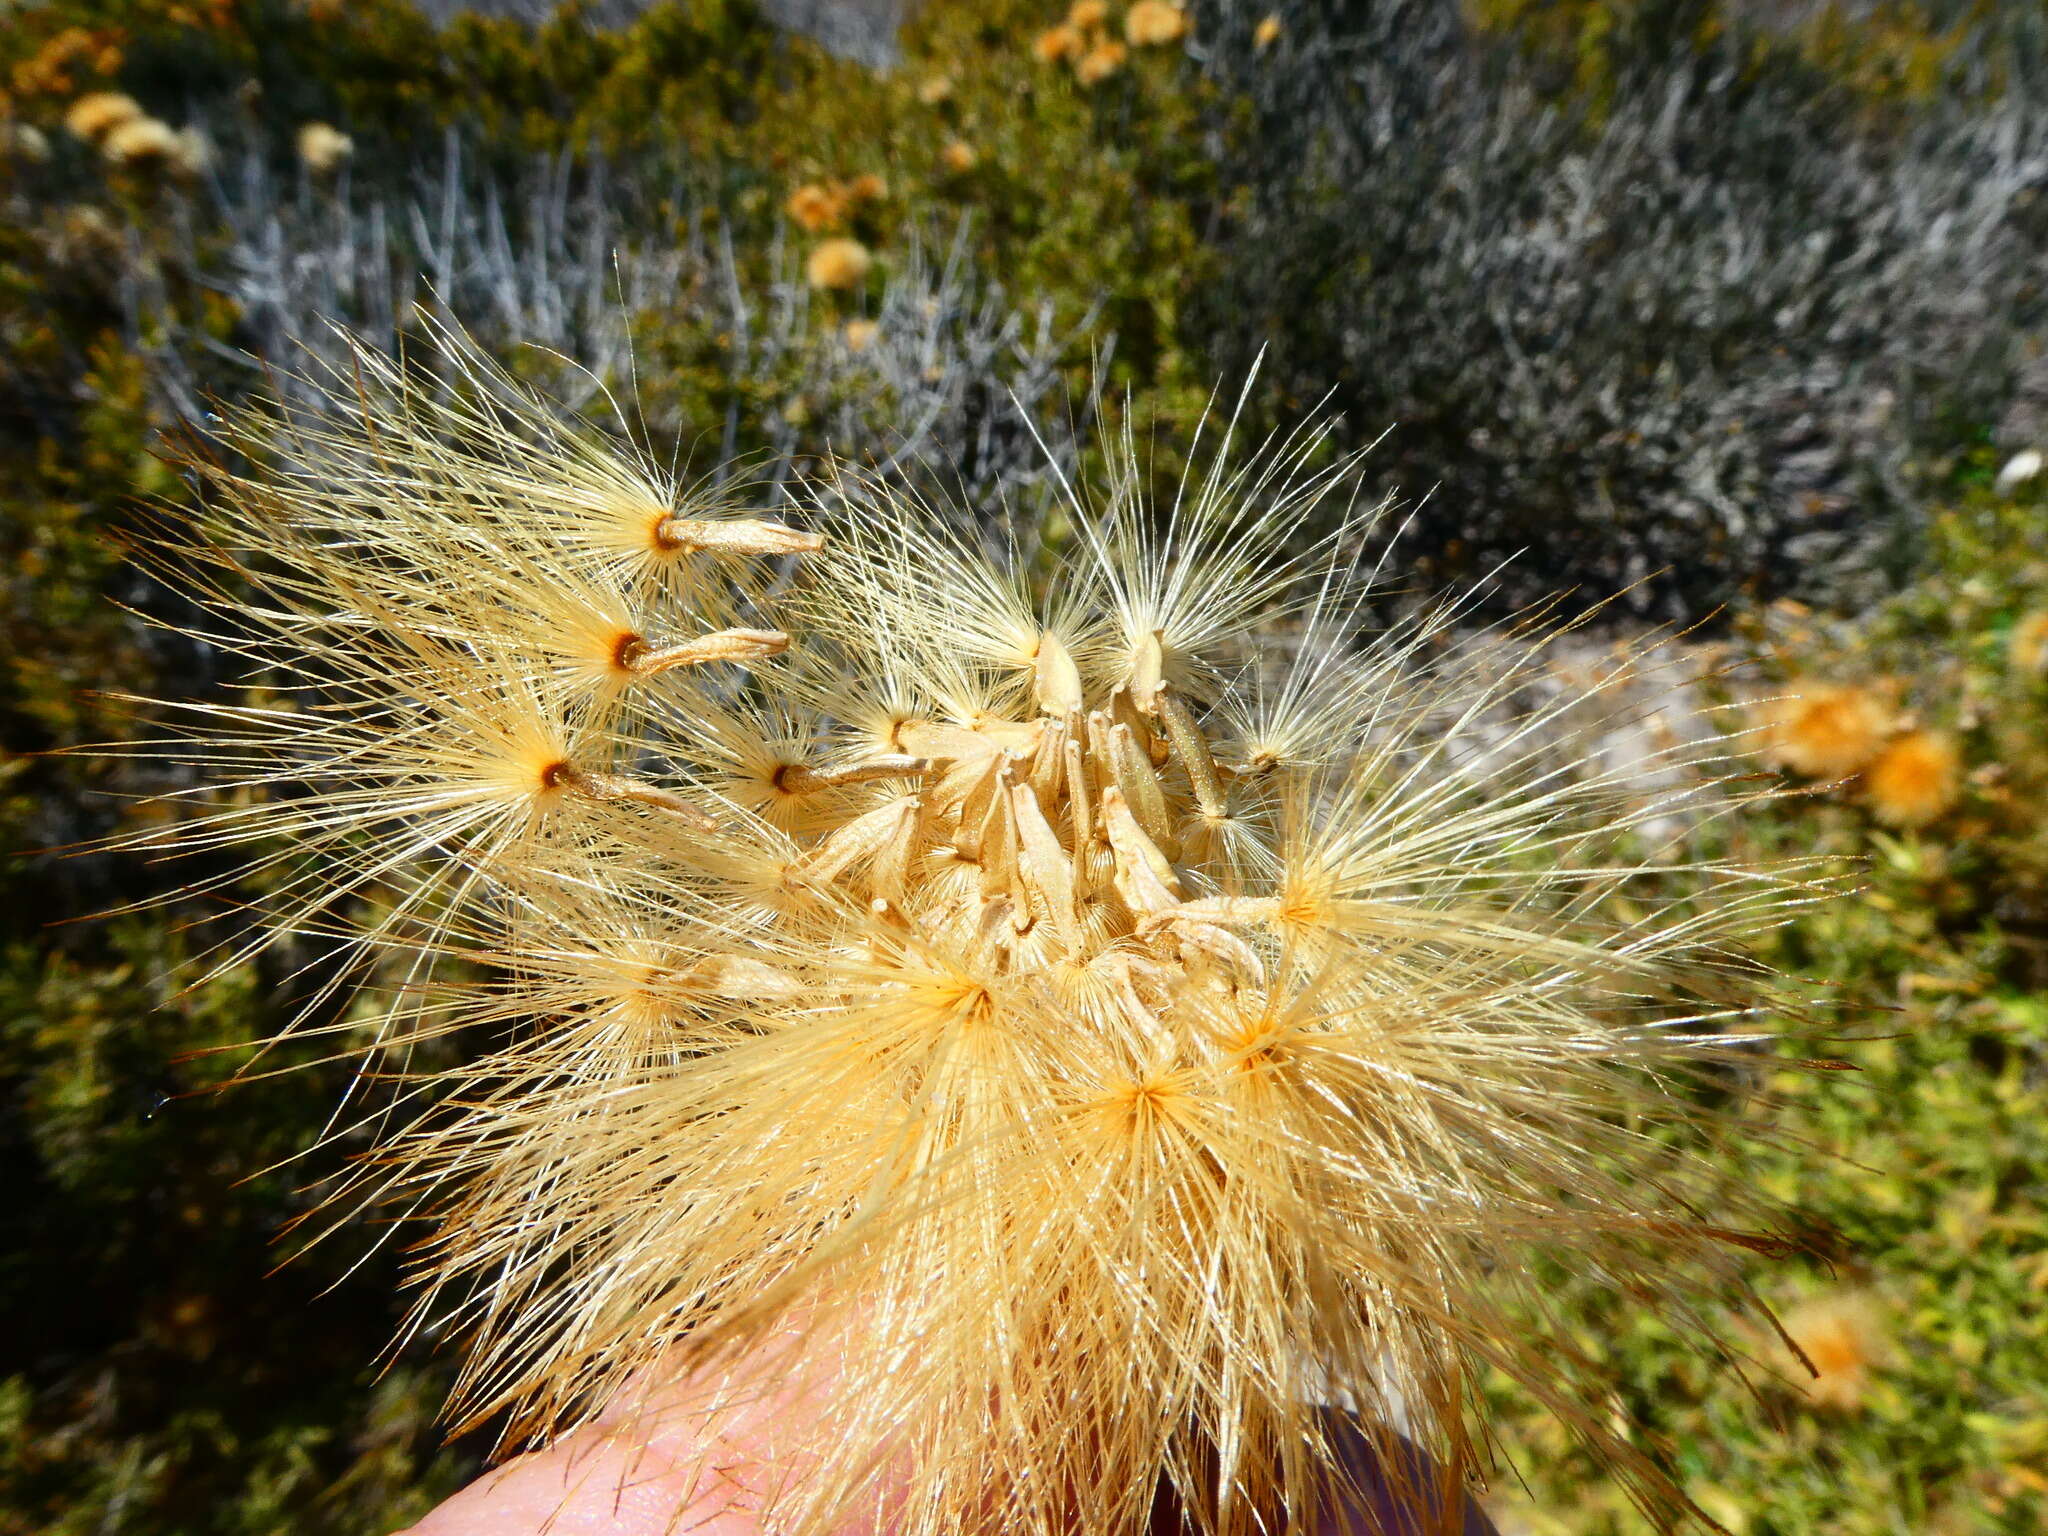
[[786, 182, 848, 234], [1032, 24, 1084, 64], [1863, 730, 1961, 829], [1075, 40, 1129, 84], [846, 171, 888, 204], [1254, 14, 1283, 49], [842, 318, 878, 352], [63, 90, 141, 143], [1757, 683, 1892, 781], [1068, 0, 1110, 28], [1125, 0, 1188, 46], [940, 139, 978, 173], [296, 121, 352, 174], [805, 236, 872, 291], [916, 74, 953, 104]]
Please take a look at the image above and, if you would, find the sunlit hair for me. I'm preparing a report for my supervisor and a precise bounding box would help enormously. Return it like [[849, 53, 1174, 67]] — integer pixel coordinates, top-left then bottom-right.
[[109, 327, 1817, 1534]]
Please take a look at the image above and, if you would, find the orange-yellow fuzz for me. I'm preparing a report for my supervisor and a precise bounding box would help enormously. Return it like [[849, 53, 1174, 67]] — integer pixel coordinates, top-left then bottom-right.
[[117, 331, 1814, 1536], [101, 116, 209, 177], [1069, 0, 1111, 28], [1254, 14, 1284, 49], [63, 89, 141, 141], [1759, 682, 1892, 780], [940, 138, 978, 173], [1862, 729, 1961, 828], [1033, 23, 1085, 63], [786, 181, 847, 233], [806, 236, 872, 291], [1126, 0, 1190, 46], [1778, 1292, 1885, 1411], [1076, 39, 1129, 84]]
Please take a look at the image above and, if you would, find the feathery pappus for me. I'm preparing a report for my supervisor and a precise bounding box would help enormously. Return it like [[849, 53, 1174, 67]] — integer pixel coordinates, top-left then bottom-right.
[[107, 326, 1822, 1534]]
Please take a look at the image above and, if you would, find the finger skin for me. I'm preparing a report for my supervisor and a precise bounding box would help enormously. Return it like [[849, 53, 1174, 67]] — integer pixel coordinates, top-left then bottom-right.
[[397, 1390, 1500, 1536]]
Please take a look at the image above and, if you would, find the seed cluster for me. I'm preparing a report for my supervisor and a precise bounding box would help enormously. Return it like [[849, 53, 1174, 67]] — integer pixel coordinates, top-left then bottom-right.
[[121, 331, 1810, 1536]]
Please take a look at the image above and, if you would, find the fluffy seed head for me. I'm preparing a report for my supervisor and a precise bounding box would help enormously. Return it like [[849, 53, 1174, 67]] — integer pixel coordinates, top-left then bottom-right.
[[1076, 40, 1129, 84], [296, 120, 352, 173], [1126, 0, 1190, 46], [101, 115, 208, 176], [1777, 1292, 1885, 1411], [1759, 682, 1892, 780], [1033, 24, 1085, 63], [806, 236, 872, 290], [787, 181, 847, 233], [64, 89, 141, 141], [117, 330, 1813, 1535], [1862, 728, 1961, 828]]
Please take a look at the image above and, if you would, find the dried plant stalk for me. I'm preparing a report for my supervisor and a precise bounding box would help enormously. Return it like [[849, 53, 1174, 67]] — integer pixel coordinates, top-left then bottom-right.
[[109, 328, 1819, 1534]]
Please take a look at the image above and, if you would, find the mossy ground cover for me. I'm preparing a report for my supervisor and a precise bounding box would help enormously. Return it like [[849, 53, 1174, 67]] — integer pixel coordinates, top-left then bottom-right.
[[1, 2, 2044, 1532]]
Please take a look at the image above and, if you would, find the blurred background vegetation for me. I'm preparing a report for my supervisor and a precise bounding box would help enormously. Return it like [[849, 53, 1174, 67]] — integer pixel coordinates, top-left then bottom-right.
[[2, 0, 2047, 1531]]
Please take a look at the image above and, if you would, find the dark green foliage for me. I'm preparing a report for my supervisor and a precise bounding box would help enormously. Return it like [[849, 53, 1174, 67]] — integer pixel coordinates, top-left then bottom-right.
[[1187, 0, 2048, 618]]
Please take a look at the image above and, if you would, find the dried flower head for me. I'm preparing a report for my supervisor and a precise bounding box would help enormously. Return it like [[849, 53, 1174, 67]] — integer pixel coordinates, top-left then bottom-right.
[[917, 75, 954, 105], [787, 181, 847, 234], [101, 115, 205, 176], [117, 331, 1812, 1534], [940, 138, 979, 173], [1776, 1292, 1885, 1411], [842, 318, 879, 352], [1126, 0, 1189, 46], [1033, 23, 1085, 64], [295, 120, 352, 173], [1069, 0, 1111, 29], [1253, 13, 1283, 50], [1758, 682, 1892, 781], [847, 170, 888, 203], [805, 236, 872, 291], [63, 89, 141, 142], [1075, 39, 1130, 85], [1862, 729, 1961, 828]]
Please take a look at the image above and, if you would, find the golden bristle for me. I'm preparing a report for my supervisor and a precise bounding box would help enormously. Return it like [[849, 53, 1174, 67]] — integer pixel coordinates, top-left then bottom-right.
[[115, 326, 1818, 1535]]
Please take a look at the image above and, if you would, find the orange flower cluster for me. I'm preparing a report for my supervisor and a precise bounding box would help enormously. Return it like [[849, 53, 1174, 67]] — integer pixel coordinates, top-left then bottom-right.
[[1030, 0, 1187, 85], [1758, 682, 1962, 829], [9, 26, 124, 101], [785, 172, 888, 234]]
